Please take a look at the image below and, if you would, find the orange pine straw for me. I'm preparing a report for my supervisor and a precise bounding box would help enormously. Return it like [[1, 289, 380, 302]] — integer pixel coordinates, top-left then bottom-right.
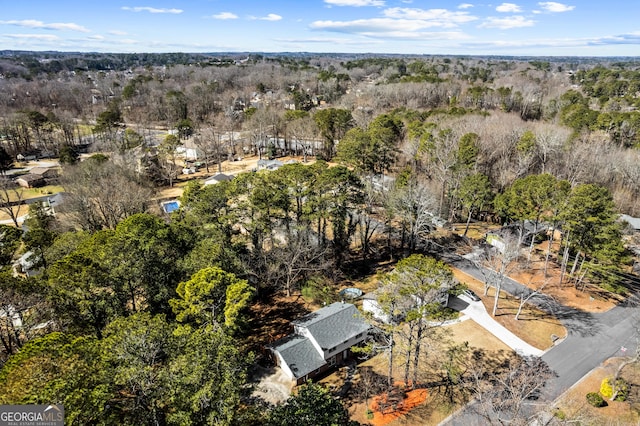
[[369, 383, 428, 426]]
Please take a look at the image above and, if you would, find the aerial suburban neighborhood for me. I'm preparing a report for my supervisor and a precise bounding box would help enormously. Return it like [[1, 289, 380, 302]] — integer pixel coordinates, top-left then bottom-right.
[[1, 2, 640, 425]]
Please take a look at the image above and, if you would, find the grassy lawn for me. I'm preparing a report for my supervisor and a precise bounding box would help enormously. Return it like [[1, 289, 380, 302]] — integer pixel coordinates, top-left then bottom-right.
[[0, 185, 64, 223], [319, 318, 514, 425], [4, 185, 64, 202], [553, 358, 640, 424], [22, 185, 64, 199]]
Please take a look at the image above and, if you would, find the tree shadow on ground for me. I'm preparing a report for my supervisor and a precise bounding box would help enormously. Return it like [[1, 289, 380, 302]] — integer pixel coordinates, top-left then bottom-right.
[[243, 291, 312, 356], [528, 293, 601, 337]]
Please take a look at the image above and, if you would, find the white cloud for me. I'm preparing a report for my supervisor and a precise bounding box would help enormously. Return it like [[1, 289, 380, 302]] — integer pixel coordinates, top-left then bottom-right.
[[108, 30, 128, 36], [324, 0, 385, 6], [249, 14, 283, 21], [3, 33, 60, 40], [310, 6, 479, 39], [496, 3, 522, 13], [212, 12, 238, 20], [537, 2, 575, 12], [0, 19, 90, 32], [121, 6, 183, 14], [262, 13, 283, 21], [275, 36, 384, 46], [458, 3, 474, 9], [310, 19, 470, 40], [463, 32, 640, 51], [383, 8, 477, 25], [311, 17, 472, 36], [479, 15, 535, 29]]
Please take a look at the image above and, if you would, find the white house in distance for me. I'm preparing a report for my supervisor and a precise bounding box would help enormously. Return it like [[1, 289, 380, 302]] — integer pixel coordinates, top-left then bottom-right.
[[269, 302, 371, 385], [203, 173, 233, 186]]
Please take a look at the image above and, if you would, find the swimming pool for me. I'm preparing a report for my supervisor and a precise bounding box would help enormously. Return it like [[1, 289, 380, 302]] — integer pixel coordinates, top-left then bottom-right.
[[161, 200, 180, 213], [339, 287, 363, 300]]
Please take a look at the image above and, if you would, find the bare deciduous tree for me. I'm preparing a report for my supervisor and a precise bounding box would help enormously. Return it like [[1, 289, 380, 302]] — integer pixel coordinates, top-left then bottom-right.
[[265, 229, 331, 297], [390, 178, 438, 252], [0, 179, 25, 228], [476, 232, 521, 316], [59, 159, 155, 231], [471, 355, 555, 425]]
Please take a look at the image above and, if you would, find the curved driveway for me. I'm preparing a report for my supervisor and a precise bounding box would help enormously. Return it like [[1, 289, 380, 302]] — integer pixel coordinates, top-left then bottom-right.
[[442, 252, 640, 401], [449, 296, 544, 357]]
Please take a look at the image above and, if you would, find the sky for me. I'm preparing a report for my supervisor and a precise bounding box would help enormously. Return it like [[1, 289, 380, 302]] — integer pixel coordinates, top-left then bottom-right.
[[1, 1, 639, 57]]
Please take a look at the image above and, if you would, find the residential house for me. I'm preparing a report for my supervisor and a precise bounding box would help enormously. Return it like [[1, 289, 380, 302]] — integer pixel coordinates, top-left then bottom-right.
[[15, 174, 44, 188], [203, 173, 233, 186], [256, 159, 283, 171], [0, 305, 23, 329], [269, 302, 371, 385], [177, 139, 204, 162], [29, 167, 58, 180], [12, 251, 40, 277], [29, 192, 65, 216], [15, 166, 59, 188]]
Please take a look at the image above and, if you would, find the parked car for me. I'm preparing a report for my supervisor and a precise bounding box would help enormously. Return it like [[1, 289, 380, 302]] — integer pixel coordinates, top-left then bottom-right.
[[462, 289, 481, 302]]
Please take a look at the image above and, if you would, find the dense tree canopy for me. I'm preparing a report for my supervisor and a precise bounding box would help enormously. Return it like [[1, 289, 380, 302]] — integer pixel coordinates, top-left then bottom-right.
[[1, 52, 639, 425], [267, 382, 357, 426]]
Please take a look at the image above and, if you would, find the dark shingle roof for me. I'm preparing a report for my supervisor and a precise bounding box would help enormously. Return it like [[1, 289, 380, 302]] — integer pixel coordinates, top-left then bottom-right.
[[293, 302, 371, 351], [270, 334, 326, 379]]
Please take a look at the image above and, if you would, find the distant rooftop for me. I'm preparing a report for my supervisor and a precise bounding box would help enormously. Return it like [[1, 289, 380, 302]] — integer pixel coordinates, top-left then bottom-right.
[[621, 214, 640, 231]]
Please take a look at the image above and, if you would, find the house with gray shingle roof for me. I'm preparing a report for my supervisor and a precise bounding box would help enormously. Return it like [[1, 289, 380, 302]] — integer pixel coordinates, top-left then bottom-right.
[[269, 302, 371, 384], [203, 173, 233, 186]]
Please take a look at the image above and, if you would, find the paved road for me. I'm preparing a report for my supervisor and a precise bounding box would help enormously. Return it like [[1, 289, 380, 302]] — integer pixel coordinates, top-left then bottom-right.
[[438, 251, 640, 425], [441, 251, 640, 400], [542, 302, 639, 399]]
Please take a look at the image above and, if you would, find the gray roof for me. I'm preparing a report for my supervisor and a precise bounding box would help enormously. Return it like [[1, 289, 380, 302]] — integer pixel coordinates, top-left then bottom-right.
[[293, 302, 371, 351], [204, 173, 233, 184], [257, 159, 283, 170], [620, 214, 640, 231], [271, 334, 326, 379]]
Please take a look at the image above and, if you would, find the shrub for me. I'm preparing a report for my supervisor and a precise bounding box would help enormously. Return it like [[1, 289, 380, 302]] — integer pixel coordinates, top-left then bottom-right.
[[615, 379, 629, 402], [600, 377, 629, 402], [600, 378, 614, 399], [586, 392, 607, 407], [553, 408, 566, 420]]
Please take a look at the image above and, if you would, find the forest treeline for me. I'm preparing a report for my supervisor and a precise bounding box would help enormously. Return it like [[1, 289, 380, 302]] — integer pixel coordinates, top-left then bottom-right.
[[1, 52, 639, 212], [0, 52, 639, 424]]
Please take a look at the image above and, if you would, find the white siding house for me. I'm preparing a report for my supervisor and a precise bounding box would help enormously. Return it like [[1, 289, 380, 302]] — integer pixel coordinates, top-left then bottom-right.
[[269, 302, 371, 384]]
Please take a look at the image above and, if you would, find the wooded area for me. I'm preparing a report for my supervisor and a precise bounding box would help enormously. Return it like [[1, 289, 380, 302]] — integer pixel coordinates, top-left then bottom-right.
[[1, 51, 639, 425]]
